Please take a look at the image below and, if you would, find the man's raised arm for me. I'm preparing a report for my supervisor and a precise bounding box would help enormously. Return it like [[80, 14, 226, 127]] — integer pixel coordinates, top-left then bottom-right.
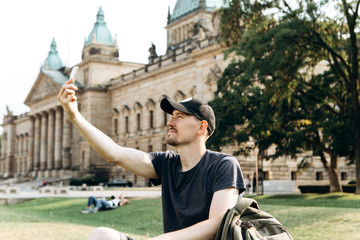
[[57, 78, 157, 179]]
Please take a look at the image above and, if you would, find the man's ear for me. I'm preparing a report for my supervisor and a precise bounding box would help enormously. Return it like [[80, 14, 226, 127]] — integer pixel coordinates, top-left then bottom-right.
[[198, 120, 208, 135]]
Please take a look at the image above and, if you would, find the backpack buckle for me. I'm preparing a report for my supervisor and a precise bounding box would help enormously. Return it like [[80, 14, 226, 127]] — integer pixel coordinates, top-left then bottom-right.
[[240, 221, 254, 229]]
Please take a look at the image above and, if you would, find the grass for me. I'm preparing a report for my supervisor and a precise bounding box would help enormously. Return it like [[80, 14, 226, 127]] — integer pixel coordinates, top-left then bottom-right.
[[251, 193, 360, 240], [1, 193, 360, 239], [0, 197, 163, 240]]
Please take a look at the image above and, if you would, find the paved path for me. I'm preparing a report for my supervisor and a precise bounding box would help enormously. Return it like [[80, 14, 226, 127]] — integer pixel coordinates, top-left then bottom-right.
[[0, 181, 161, 202], [1, 180, 298, 204]]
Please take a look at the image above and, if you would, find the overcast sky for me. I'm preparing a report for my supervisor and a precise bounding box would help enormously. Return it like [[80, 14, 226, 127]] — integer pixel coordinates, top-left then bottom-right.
[[0, 0, 177, 133]]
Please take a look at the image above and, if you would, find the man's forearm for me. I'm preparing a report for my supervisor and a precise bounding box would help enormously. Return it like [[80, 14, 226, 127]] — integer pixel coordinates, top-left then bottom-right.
[[71, 113, 122, 163], [57, 79, 156, 178], [69, 113, 157, 178], [150, 216, 223, 240]]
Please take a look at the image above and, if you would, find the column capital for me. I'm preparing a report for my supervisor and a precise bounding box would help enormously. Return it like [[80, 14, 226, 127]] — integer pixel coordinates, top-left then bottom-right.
[[56, 106, 63, 112]]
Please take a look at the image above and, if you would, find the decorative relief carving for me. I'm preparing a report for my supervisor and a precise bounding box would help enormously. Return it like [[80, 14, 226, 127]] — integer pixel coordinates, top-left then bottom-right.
[[206, 63, 221, 84], [122, 105, 130, 115], [206, 63, 222, 93], [174, 90, 186, 102], [32, 77, 60, 102], [146, 98, 156, 110]]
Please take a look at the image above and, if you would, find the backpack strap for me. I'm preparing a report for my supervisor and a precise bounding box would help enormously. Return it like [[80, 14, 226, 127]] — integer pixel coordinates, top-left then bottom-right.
[[235, 198, 260, 216], [215, 198, 260, 240]]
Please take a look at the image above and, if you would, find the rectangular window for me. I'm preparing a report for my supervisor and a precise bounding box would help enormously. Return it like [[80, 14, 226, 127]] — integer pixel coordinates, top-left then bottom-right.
[[114, 119, 118, 135], [84, 68, 89, 86], [162, 144, 167, 151], [148, 145, 153, 152], [150, 110, 154, 129], [341, 172, 347, 180], [164, 112, 168, 126], [125, 116, 129, 133], [316, 172, 323, 180], [291, 171, 297, 180], [81, 151, 85, 170], [137, 113, 141, 131]]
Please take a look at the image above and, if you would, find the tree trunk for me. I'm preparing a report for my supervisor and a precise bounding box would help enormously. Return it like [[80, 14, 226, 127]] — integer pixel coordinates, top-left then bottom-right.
[[328, 154, 342, 192], [351, 101, 360, 194], [350, 87, 360, 194], [327, 168, 343, 192], [355, 138, 360, 194], [319, 150, 342, 192]]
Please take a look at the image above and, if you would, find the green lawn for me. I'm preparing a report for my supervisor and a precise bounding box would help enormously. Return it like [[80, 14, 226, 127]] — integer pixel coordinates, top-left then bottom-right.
[[252, 193, 360, 240], [0, 193, 360, 239]]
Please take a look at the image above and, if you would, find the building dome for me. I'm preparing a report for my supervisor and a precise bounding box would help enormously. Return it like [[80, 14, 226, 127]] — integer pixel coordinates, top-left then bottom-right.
[[85, 7, 113, 46], [170, 0, 225, 23], [42, 38, 63, 70]]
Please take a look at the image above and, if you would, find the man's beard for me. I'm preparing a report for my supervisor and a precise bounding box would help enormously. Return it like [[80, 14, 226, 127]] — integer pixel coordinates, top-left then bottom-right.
[[166, 136, 178, 146]]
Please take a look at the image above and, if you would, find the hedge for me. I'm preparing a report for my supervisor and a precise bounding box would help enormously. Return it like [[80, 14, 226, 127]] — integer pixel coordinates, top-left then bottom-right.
[[69, 174, 108, 186], [298, 185, 356, 193]]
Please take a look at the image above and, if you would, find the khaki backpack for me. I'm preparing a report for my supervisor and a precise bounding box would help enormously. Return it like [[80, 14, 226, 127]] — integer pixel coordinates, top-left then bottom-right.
[[215, 198, 293, 240]]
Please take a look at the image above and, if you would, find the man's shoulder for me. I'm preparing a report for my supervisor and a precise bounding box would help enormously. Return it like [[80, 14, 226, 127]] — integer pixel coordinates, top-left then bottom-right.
[[206, 150, 236, 161], [205, 150, 240, 170]]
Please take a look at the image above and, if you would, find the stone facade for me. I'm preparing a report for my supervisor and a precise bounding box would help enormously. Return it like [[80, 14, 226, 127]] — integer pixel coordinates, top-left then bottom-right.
[[0, 2, 355, 187]]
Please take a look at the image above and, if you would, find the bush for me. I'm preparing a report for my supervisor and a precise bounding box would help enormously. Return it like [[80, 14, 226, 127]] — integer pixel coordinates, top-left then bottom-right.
[[299, 185, 330, 193], [70, 174, 108, 186], [342, 185, 356, 193], [298, 185, 356, 193]]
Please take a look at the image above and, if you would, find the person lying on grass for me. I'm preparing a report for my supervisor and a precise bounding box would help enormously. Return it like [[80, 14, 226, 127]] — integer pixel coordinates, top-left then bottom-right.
[[81, 193, 130, 213]]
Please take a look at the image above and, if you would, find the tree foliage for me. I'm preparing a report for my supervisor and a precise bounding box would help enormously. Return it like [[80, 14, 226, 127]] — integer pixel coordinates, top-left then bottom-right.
[[209, 0, 360, 193]]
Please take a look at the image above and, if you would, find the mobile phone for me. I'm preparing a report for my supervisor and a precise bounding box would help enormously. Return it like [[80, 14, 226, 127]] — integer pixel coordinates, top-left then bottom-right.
[[69, 66, 79, 82]]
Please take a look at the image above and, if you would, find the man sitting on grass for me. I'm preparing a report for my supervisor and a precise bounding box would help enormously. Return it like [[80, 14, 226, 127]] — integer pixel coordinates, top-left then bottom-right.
[[81, 193, 130, 213], [58, 78, 246, 239]]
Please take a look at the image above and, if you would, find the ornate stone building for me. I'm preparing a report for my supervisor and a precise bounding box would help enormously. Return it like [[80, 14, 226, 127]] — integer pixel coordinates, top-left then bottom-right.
[[0, 0, 355, 187]]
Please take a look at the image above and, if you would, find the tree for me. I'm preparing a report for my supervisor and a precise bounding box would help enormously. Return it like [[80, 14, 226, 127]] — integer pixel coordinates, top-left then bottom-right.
[[209, 0, 360, 193]]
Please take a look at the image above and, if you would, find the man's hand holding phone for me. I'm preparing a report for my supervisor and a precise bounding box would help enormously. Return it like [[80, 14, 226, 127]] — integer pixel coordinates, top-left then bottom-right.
[[57, 66, 79, 122], [69, 66, 79, 83]]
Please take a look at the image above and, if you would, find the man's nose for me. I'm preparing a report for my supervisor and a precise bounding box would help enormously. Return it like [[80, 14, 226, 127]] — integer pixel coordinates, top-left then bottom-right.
[[167, 118, 175, 127]]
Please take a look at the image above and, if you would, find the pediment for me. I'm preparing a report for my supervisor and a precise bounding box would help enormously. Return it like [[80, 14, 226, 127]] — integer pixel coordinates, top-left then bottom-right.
[[24, 69, 66, 106]]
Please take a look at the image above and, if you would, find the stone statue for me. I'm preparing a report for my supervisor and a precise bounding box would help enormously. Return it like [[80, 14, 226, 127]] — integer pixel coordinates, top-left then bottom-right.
[[6, 105, 13, 116], [192, 22, 206, 43], [149, 43, 157, 57], [148, 43, 158, 64]]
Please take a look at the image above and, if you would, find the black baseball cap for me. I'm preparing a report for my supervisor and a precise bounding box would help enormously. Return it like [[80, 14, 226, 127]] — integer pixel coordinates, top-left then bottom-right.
[[160, 97, 215, 136]]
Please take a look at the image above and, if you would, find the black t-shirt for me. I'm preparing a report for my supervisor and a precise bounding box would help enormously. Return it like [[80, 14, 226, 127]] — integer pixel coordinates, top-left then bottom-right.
[[149, 150, 245, 233]]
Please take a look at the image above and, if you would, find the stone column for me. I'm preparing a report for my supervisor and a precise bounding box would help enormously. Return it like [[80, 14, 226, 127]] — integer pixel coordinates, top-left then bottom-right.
[[47, 109, 55, 170], [16, 136, 20, 174], [62, 113, 72, 169], [54, 107, 63, 169], [40, 112, 48, 170], [27, 117, 35, 172], [33, 114, 41, 171], [25, 117, 34, 172], [19, 137, 23, 173]]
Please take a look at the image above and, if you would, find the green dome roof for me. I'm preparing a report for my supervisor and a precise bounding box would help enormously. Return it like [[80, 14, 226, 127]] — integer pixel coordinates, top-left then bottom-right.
[[86, 7, 113, 46], [42, 38, 63, 70], [170, 0, 225, 23]]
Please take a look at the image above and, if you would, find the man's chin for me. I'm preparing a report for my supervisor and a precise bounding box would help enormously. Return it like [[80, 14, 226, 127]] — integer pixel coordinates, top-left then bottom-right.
[[166, 137, 178, 146]]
